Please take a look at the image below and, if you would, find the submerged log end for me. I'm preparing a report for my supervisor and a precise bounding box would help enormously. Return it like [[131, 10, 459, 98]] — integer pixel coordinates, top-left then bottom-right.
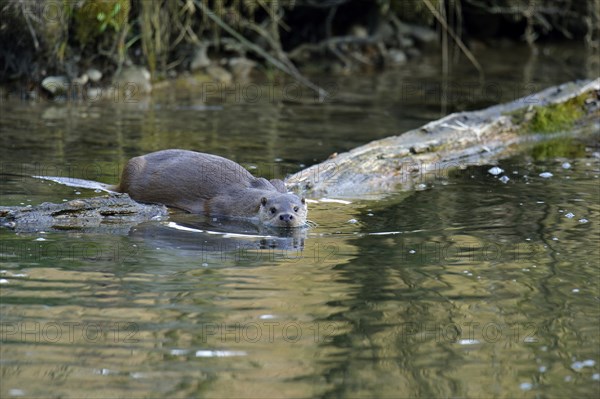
[[0, 193, 169, 233]]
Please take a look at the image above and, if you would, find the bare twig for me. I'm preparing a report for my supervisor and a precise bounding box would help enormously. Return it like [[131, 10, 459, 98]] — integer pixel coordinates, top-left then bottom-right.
[[257, 0, 291, 32], [20, 0, 39, 50], [422, 0, 483, 76], [192, 0, 328, 99], [289, 35, 379, 59]]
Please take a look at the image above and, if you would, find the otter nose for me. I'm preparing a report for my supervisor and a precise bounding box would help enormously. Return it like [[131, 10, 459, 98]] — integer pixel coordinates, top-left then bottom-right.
[[279, 214, 294, 222]]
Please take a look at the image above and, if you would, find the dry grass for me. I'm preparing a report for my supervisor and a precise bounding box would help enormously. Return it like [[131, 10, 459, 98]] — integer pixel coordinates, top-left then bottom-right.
[[0, 0, 597, 93]]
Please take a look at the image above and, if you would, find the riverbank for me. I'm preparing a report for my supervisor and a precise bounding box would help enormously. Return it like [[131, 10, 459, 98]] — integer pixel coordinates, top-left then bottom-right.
[[1, 0, 597, 100]]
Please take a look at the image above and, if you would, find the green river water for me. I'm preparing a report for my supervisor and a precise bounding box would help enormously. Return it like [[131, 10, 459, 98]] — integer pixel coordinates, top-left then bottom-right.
[[1, 43, 599, 398]]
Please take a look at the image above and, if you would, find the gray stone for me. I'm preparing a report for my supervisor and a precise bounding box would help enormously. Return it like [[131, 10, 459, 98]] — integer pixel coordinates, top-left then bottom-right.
[[406, 47, 421, 59], [410, 25, 437, 44], [349, 25, 368, 38], [398, 35, 414, 48], [393, 21, 437, 46], [190, 45, 210, 71], [113, 66, 152, 94], [72, 74, 88, 85], [86, 68, 103, 82], [206, 64, 232, 84], [387, 49, 407, 65], [376, 21, 395, 44], [229, 57, 256, 81], [41, 75, 69, 94]]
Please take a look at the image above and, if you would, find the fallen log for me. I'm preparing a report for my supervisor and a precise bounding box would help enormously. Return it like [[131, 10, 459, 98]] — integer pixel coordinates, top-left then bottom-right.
[[286, 78, 600, 198]]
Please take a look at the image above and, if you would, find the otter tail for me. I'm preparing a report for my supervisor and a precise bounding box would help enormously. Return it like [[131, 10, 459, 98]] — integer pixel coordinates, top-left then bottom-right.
[[32, 176, 117, 193]]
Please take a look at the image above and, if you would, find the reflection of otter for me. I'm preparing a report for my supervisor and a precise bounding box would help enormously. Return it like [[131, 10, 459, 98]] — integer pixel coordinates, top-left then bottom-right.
[[115, 149, 307, 228], [129, 213, 307, 258]]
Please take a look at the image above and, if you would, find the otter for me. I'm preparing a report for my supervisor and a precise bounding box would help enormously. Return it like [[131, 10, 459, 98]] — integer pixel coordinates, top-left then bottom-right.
[[114, 149, 307, 228]]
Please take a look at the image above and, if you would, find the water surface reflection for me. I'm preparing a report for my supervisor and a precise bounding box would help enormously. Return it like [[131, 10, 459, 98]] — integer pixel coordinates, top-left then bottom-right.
[[1, 43, 599, 398]]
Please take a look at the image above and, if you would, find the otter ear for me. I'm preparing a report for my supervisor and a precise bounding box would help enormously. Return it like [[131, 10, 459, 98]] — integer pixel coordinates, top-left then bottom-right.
[[261, 197, 267, 206], [301, 197, 306, 204]]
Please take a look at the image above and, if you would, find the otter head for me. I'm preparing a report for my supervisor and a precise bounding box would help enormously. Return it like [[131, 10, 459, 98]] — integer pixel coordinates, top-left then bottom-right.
[[259, 193, 307, 228]]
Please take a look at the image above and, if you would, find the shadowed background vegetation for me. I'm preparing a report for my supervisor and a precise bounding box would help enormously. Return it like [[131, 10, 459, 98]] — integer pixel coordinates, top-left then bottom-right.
[[0, 0, 598, 90]]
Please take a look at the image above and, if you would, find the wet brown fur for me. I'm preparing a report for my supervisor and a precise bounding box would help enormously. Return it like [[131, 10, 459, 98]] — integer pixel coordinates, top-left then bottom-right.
[[115, 149, 307, 227]]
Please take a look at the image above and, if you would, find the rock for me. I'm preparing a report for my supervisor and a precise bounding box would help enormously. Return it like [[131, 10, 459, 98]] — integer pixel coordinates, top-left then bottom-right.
[[229, 57, 256, 81], [41, 75, 69, 95], [41, 107, 69, 120], [86, 87, 102, 100], [393, 19, 412, 36], [410, 24, 437, 45], [392, 20, 437, 46], [86, 68, 103, 82], [398, 35, 414, 48], [488, 166, 504, 176], [72, 74, 88, 85], [406, 47, 421, 59], [349, 25, 368, 38], [25, 90, 39, 101], [376, 21, 395, 45], [113, 65, 152, 95], [387, 49, 407, 65], [190, 44, 210, 71], [206, 64, 232, 84]]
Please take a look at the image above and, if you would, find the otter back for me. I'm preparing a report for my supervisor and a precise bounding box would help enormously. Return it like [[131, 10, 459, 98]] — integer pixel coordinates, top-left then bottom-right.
[[116, 149, 286, 216]]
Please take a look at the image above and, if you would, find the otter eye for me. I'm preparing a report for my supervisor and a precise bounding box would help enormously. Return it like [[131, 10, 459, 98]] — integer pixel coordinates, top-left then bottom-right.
[[270, 207, 277, 214], [293, 206, 299, 212]]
